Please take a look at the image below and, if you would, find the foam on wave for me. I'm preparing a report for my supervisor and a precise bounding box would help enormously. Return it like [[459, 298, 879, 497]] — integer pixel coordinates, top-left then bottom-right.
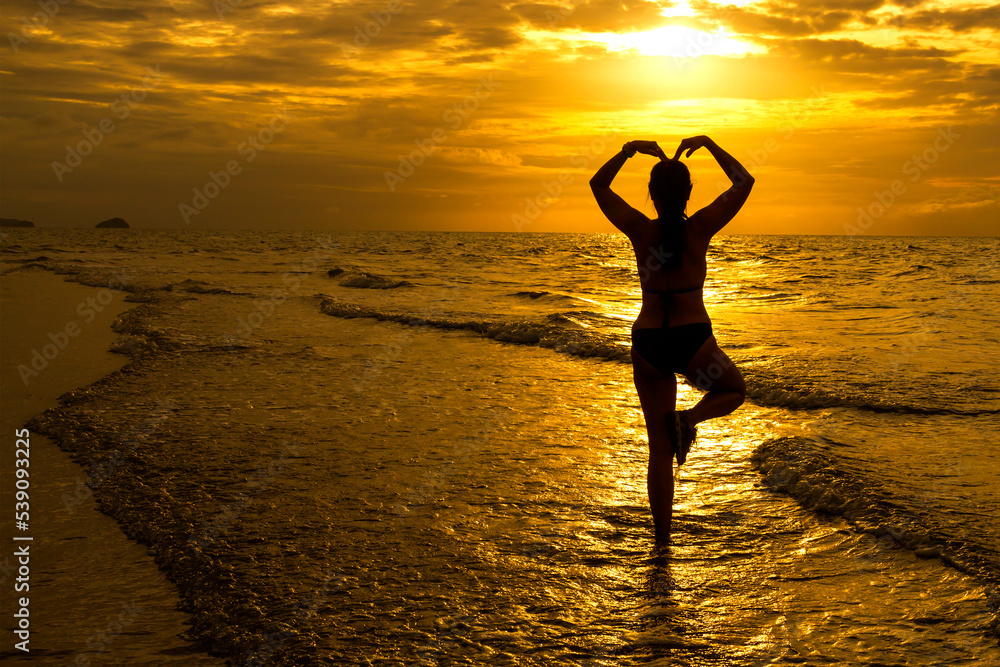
[[327, 267, 411, 289], [317, 295, 628, 361], [753, 435, 999, 636], [509, 290, 574, 302], [744, 371, 998, 416]]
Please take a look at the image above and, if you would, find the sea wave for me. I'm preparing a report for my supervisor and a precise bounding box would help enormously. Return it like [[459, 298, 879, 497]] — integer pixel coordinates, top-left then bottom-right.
[[317, 295, 999, 417], [1, 262, 49, 274], [753, 436, 999, 636], [891, 265, 934, 278], [743, 371, 999, 416], [327, 267, 411, 289], [317, 296, 628, 361], [167, 278, 251, 296], [509, 290, 575, 302]]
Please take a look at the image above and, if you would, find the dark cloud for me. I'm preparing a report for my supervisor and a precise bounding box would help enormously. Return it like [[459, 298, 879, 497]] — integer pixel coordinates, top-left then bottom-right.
[[752, 37, 996, 113], [690, 2, 813, 36], [909, 184, 1000, 216], [851, 62, 999, 113], [119, 40, 180, 59], [456, 26, 523, 50], [768, 37, 960, 70], [512, 0, 677, 32], [690, 0, 883, 37], [693, 0, 1000, 38], [164, 53, 354, 85], [58, 1, 155, 22], [887, 5, 1000, 32]]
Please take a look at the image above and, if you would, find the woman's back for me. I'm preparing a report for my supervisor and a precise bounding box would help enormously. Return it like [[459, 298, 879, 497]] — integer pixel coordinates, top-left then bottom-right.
[[631, 216, 710, 328], [632, 217, 708, 291]]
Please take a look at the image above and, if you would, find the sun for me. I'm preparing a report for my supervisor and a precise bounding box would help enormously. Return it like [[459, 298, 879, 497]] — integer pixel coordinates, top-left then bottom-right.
[[594, 24, 762, 59], [519, 0, 764, 62], [585, 0, 764, 60]]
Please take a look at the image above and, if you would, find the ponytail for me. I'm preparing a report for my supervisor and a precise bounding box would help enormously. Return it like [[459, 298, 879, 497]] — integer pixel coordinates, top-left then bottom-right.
[[648, 160, 691, 270]]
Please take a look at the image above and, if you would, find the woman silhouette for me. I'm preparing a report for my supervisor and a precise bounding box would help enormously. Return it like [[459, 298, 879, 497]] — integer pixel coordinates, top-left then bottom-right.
[[590, 136, 753, 541]]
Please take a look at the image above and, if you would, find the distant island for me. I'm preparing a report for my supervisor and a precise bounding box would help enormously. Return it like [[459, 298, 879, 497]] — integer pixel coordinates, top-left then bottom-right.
[[95, 217, 129, 228], [0, 218, 35, 227], [0, 217, 132, 228]]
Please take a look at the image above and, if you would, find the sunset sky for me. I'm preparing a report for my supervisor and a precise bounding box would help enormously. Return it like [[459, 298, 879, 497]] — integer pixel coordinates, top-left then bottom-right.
[[1, 0, 997, 234]]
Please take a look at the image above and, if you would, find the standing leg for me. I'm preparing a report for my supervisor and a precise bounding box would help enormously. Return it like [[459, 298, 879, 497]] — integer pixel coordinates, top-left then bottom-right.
[[682, 336, 746, 426], [632, 347, 678, 542]]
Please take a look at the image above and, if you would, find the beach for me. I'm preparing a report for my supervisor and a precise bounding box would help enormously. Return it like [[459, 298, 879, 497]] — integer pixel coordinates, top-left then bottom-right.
[[4, 0, 999, 662], [1, 229, 998, 666], [0, 267, 224, 665]]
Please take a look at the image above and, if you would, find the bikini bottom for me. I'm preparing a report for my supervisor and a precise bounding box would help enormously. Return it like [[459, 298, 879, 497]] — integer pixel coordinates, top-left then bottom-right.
[[631, 323, 713, 376]]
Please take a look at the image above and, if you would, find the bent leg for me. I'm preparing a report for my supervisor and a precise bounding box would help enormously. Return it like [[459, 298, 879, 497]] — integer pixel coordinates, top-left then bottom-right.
[[631, 346, 677, 542], [682, 336, 746, 426]]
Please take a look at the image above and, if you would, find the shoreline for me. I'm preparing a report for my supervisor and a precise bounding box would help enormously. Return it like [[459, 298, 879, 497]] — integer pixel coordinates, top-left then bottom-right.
[[0, 267, 223, 665], [0, 233, 996, 663]]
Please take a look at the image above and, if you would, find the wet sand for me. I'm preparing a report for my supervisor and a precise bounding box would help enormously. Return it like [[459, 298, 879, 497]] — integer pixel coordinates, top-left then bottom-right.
[[0, 267, 222, 665]]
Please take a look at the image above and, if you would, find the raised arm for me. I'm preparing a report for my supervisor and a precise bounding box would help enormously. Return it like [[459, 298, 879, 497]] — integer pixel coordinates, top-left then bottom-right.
[[590, 141, 665, 238], [675, 136, 754, 238]]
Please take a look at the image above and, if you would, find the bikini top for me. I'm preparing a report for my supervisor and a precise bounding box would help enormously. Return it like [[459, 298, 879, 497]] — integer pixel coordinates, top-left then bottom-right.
[[640, 217, 701, 325]]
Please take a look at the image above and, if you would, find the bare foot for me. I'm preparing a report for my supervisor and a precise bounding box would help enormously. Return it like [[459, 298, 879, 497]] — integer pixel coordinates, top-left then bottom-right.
[[674, 410, 697, 466]]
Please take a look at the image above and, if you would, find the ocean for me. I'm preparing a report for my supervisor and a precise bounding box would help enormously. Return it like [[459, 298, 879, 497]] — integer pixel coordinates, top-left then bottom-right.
[[2, 229, 998, 666]]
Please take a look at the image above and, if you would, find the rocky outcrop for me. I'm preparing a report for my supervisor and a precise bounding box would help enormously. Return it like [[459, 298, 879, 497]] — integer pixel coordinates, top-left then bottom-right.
[[95, 217, 129, 228], [0, 218, 35, 227]]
